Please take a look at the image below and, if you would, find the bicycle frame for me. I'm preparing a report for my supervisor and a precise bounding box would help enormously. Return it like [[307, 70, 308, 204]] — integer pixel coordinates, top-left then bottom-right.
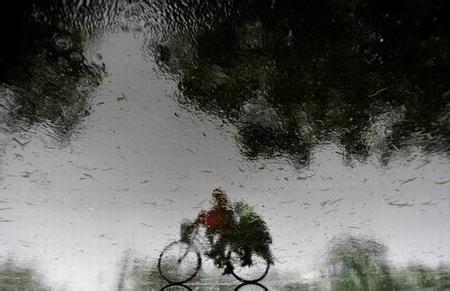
[[159, 221, 270, 284], [181, 223, 233, 265], [178, 224, 201, 262]]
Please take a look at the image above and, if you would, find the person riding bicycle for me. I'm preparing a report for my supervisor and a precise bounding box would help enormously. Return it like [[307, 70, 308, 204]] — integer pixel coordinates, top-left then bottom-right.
[[200, 188, 235, 231], [198, 188, 236, 270], [180, 187, 273, 274]]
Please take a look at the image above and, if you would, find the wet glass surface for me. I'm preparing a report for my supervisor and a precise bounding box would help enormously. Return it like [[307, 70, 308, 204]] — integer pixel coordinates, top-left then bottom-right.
[[0, 0, 449, 290]]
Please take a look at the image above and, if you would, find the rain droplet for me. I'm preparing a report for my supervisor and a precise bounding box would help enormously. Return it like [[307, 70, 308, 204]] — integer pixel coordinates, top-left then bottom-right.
[[53, 33, 73, 51]]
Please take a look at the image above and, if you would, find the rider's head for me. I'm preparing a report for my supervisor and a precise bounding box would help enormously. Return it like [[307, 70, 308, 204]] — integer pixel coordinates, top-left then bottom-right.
[[212, 187, 225, 199], [212, 187, 229, 208]]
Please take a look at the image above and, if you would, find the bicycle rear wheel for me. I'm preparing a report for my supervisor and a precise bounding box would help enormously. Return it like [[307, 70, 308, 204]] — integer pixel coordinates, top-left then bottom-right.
[[229, 252, 270, 283], [158, 241, 201, 284]]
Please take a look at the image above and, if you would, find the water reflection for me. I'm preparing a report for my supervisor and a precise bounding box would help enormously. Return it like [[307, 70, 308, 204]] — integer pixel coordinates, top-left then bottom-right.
[[160, 188, 272, 283], [235, 282, 268, 291], [161, 283, 192, 291], [2, 0, 448, 164], [325, 234, 450, 290], [326, 234, 395, 290], [0, 0, 449, 290], [117, 234, 450, 290], [0, 258, 48, 290], [0, 5, 103, 143], [154, 0, 450, 167], [118, 250, 271, 290]]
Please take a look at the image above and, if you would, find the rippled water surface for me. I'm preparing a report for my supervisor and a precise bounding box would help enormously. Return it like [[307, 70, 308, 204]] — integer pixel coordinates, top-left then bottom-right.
[[1, 1, 449, 290]]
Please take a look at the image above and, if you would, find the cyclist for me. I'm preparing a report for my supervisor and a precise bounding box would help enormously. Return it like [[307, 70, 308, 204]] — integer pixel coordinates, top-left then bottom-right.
[[180, 187, 273, 273], [198, 188, 236, 271]]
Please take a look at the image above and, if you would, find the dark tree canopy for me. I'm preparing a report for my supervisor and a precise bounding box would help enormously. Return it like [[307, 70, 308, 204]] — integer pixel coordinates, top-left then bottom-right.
[[156, 0, 450, 167], [1, 0, 449, 163]]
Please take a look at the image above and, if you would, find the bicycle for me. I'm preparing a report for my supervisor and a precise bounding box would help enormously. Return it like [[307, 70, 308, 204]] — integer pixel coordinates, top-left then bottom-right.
[[157, 223, 271, 284]]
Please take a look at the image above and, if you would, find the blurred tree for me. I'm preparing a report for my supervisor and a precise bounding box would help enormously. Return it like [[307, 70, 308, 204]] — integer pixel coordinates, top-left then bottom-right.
[[154, 0, 450, 167], [0, 259, 48, 290], [0, 1, 104, 141], [325, 235, 450, 290], [326, 235, 396, 290]]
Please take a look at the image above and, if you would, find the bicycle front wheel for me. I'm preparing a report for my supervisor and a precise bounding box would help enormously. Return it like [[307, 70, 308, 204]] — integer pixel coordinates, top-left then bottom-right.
[[229, 252, 270, 283], [158, 241, 201, 284]]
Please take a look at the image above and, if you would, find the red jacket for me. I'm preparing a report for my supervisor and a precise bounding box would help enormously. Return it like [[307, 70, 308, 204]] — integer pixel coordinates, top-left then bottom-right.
[[201, 209, 234, 230]]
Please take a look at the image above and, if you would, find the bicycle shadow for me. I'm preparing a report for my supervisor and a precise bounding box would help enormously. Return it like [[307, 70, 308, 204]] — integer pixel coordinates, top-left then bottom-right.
[[161, 283, 192, 290], [160, 282, 268, 290], [235, 282, 268, 290]]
